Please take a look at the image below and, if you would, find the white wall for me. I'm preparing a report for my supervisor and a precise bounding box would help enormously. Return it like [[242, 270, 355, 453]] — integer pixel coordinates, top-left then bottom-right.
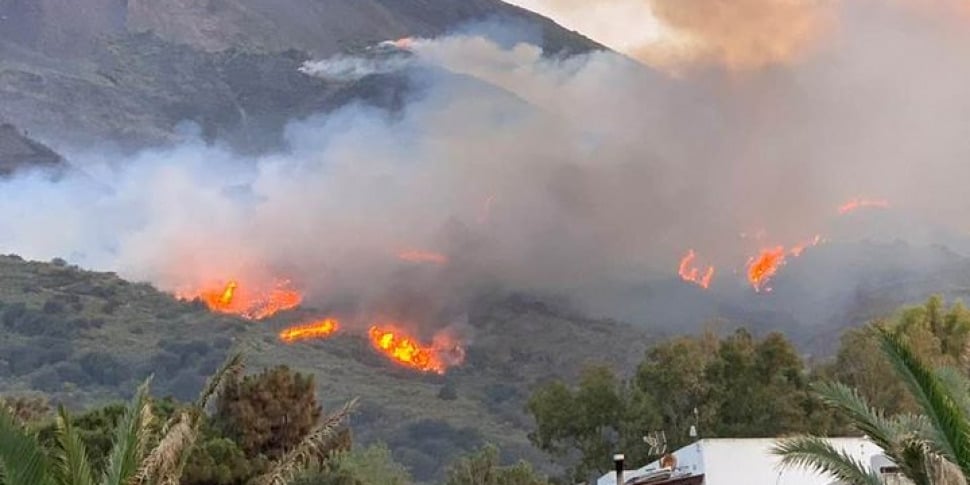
[[597, 438, 884, 485]]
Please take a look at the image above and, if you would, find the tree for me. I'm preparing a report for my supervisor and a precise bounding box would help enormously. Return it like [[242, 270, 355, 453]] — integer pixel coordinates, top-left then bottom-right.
[[1, 353, 356, 485], [831, 296, 970, 416], [444, 445, 550, 485], [293, 443, 412, 485], [528, 328, 840, 482], [1, 394, 51, 424], [527, 365, 657, 482], [216, 366, 322, 459], [250, 398, 357, 485], [774, 327, 970, 485]]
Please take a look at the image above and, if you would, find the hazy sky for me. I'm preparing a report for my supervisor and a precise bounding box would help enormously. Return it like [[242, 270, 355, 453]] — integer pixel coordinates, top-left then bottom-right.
[[507, 0, 668, 53]]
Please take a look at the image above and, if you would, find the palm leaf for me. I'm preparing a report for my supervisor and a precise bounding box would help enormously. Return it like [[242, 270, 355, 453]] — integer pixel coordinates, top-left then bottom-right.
[[813, 382, 900, 453], [253, 398, 358, 485], [100, 378, 154, 485], [813, 381, 934, 484], [195, 352, 243, 411], [877, 327, 970, 476], [772, 436, 883, 485], [130, 413, 196, 485], [935, 366, 970, 417], [133, 353, 243, 485], [51, 406, 96, 485], [893, 437, 933, 485], [0, 405, 53, 485]]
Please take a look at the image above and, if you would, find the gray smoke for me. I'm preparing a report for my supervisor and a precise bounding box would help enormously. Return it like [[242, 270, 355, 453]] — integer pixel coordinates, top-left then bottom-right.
[[2, 0, 970, 333]]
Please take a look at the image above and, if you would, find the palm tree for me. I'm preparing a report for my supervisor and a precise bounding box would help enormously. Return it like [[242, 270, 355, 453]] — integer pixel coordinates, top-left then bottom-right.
[[1, 353, 357, 485], [252, 397, 358, 485], [132, 353, 245, 485], [0, 378, 154, 485], [773, 327, 970, 485]]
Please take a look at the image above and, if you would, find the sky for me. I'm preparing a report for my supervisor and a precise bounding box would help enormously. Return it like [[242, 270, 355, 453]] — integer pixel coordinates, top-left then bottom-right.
[[507, 0, 667, 54]]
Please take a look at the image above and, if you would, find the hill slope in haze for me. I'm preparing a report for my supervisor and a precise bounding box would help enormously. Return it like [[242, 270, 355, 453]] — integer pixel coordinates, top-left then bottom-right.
[[0, 122, 63, 174], [0, 0, 600, 151], [0, 255, 647, 481]]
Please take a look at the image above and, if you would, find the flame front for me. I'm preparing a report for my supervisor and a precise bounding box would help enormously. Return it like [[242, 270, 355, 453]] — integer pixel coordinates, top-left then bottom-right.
[[838, 198, 890, 215], [181, 279, 303, 320], [746, 246, 787, 292], [678, 250, 715, 289], [279, 318, 341, 343], [368, 325, 464, 374], [398, 250, 449, 265]]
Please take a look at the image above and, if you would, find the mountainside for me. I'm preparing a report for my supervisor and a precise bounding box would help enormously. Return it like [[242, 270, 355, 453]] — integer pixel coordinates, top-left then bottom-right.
[[0, 0, 598, 57], [0, 122, 63, 174], [0, 255, 647, 481], [0, 0, 600, 150]]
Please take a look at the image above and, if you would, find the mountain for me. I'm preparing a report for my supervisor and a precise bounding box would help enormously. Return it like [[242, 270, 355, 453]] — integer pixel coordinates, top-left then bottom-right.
[[0, 121, 63, 174], [0, 0, 601, 151], [0, 255, 647, 481]]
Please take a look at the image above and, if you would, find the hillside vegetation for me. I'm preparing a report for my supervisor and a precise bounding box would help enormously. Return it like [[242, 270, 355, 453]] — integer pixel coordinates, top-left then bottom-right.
[[0, 255, 647, 481]]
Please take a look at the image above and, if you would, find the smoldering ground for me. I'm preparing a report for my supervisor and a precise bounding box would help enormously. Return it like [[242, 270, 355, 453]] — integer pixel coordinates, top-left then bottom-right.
[[3, 0, 970, 335]]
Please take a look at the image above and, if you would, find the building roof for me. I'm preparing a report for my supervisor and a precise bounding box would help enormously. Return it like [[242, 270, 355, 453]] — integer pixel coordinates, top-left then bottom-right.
[[597, 437, 885, 485]]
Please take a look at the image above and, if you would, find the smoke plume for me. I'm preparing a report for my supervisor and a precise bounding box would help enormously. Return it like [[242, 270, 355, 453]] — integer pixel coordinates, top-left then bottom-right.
[[3, 0, 970, 333]]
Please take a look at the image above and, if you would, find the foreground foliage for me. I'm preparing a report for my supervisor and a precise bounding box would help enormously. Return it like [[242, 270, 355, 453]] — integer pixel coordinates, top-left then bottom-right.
[[528, 328, 836, 481], [0, 355, 357, 485], [774, 327, 970, 485]]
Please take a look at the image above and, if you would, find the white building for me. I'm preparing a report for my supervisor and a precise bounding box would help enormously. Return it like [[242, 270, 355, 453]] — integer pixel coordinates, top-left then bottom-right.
[[596, 438, 896, 485]]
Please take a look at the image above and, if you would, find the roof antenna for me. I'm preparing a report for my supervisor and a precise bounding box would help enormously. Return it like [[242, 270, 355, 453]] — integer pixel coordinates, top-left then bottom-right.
[[643, 430, 667, 456]]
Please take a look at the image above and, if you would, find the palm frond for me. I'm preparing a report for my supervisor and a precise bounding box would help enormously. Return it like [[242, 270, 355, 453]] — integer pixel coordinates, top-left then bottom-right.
[[0, 405, 53, 485], [813, 381, 900, 453], [772, 436, 883, 485], [253, 398, 358, 485], [195, 353, 243, 411], [894, 436, 932, 485], [929, 454, 969, 485], [100, 378, 155, 485], [130, 413, 196, 485], [51, 406, 96, 485], [935, 366, 970, 417], [878, 327, 970, 475]]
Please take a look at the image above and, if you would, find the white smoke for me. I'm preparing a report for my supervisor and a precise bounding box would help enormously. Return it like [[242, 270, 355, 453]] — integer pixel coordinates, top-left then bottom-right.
[[3, 0, 970, 331]]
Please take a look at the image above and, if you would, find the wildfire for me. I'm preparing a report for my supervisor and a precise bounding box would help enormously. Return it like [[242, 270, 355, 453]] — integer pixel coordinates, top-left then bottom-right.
[[745, 236, 823, 292], [368, 325, 464, 374], [838, 198, 890, 215], [678, 250, 715, 289], [181, 279, 303, 320], [279, 318, 341, 344], [398, 250, 449, 265], [746, 246, 787, 292]]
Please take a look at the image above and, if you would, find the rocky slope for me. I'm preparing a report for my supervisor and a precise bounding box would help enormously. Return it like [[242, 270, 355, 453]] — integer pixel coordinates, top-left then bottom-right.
[[0, 122, 63, 174], [0, 0, 600, 151]]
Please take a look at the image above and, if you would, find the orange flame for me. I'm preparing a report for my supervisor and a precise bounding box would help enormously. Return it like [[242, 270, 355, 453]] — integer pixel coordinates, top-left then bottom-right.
[[368, 325, 464, 374], [180, 279, 303, 320], [746, 246, 787, 292], [838, 198, 890, 215], [398, 250, 449, 265], [678, 250, 715, 289], [279, 318, 341, 344]]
